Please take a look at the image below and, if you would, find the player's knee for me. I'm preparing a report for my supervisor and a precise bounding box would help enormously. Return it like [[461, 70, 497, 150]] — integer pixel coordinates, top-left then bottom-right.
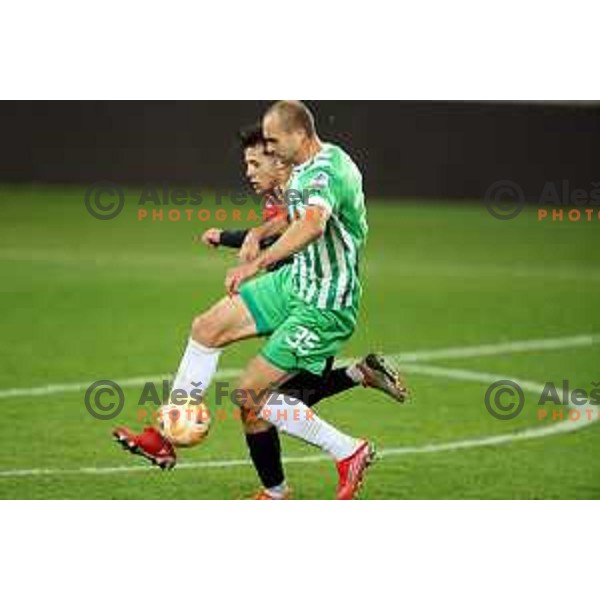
[[232, 383, 251, 409], [191, 312, 222, 348], [234, 381, 261, 411], [243, 416, 271, 434]]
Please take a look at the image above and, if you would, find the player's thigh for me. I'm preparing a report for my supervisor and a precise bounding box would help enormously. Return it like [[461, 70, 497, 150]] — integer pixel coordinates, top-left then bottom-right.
[[191, 294, 257, 347]]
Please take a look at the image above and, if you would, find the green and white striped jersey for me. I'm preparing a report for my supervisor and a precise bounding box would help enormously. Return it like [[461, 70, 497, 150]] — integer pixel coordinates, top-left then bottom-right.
[[286, 142, 368, 311]]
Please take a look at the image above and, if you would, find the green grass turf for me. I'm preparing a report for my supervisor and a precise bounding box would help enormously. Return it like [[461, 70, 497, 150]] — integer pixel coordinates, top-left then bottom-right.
[[0, 184, 598, 499]]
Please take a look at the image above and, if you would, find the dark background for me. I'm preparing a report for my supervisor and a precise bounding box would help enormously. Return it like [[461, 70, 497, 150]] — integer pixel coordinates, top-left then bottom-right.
[[1, 101, 598, 199]]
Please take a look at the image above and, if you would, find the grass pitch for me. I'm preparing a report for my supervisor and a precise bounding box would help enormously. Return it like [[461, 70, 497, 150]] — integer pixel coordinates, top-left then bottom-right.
[[0, 185, 598, 499]]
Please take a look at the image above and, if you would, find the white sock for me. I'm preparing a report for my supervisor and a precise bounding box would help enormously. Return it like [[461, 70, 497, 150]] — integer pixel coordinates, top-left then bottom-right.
[[171, 337, 222, 398], [346, 363, 365, 384], [259, 393, 359, 461]]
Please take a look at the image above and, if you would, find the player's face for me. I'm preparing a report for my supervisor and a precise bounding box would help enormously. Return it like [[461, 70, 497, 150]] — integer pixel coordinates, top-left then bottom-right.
[[263, 113, 304, 164], [243, 144, 288, 195]]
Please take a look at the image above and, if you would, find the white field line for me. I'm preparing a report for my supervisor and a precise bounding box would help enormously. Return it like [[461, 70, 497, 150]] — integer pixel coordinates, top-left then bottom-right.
[[395, 333, 600, 363], [0, 332, 598, 400], [0, 364, 597, 479]]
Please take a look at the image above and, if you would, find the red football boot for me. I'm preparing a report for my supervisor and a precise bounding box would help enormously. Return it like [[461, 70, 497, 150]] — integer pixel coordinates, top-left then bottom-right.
[[112, 425, 177, 470], [336, 440, 376, 500]]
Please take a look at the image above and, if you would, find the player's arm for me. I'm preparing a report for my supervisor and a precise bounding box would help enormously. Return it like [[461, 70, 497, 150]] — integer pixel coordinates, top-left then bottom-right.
[[195, 227, 283, 250], [218, 229, 247, 248], [255, 171, 334, 268], [225, 206, 328, 294], [220, 229, 282, 250], [226, 170, 335, 293], [246, 212, 289, 243], [238, 212, 289, 262], [257, 206, 328, 269]]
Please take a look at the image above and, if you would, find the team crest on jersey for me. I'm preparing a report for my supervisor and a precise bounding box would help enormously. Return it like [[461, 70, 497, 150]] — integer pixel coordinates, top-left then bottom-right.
[[309, 172, 329, 189]]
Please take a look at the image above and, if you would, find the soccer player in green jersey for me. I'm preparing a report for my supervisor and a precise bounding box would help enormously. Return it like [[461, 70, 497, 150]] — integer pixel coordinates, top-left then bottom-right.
[[198, 123, 406, 499], [115, 101, 381, 499], [225, 101, 375, 499]]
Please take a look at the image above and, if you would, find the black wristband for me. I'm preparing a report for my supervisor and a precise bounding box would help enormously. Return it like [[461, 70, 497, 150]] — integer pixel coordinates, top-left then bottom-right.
[[219, 229, 249, 249]]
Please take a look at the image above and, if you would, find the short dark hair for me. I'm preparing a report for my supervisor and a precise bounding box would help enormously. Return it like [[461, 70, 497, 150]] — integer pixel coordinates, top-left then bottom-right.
[[264, 100, 315, 136], [238, 123, 265, 150]]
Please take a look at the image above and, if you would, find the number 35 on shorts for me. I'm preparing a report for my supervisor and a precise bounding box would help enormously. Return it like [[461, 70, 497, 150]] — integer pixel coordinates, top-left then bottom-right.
[[284, 326, 321, 356]]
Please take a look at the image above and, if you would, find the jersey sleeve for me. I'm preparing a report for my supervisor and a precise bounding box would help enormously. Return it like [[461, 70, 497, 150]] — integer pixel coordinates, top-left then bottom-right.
[[303, 169, 337, 216]]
